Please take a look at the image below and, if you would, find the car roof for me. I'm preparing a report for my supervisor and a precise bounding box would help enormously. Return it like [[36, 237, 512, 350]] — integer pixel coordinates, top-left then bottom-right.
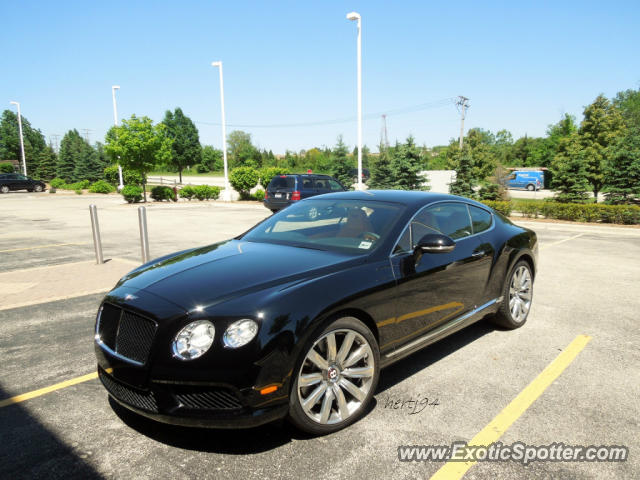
[[310, 190, 491, 209]]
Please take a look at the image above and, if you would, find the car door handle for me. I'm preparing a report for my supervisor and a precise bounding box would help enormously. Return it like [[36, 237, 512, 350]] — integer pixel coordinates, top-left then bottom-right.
[[472, 250, 486, 258]]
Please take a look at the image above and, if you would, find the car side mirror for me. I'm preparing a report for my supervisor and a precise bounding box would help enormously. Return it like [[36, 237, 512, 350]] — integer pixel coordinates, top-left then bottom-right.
[[415, 234, 455, 254]]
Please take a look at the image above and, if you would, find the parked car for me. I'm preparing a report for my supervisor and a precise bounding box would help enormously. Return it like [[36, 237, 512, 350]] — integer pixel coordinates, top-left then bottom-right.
[[350, 168, 370, 183], [0, 173, 46, 193], [263, 174, 346, 212], [505, 171, 543, 191], [94, 190, 538, 435]]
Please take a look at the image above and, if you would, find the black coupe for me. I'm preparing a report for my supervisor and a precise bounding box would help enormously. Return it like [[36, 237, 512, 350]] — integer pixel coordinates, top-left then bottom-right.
[[95, 191, 537, 434]]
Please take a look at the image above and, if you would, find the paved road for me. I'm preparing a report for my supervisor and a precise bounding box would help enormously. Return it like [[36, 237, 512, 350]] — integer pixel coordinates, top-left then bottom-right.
[[1, 194, 638, 479]]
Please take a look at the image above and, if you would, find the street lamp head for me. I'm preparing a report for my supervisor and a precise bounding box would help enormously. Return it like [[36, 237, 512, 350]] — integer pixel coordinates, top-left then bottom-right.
[[346, 11, 361, 21], [211, 61, 222, 67], [112, 85, 120, 90], [9, 101, 19, 106]]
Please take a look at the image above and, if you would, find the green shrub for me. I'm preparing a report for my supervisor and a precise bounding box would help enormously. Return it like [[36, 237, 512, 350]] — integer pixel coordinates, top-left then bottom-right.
[[121, 185, 143, 203], [230, 167, 259, 196], [89, 180, 115, 194], [193, 185, 221, 201], [75, 189, 83, 195], [481, 200, 512, 217], [509, 201, 640, 224], [50, 178, 66, 189], [150, 185, 177, 202], [0, 162, 14, 173], [104, 165, 144, 186], [179, 185, 195, 200], [195, 163, 210, 173], [259, 167, 287, 187], [49, 188, 56, 194], [253, 189, 265, 201]]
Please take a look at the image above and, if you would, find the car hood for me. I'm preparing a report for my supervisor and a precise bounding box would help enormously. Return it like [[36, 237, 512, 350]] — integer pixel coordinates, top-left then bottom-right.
[[115, 240, 363, 311]]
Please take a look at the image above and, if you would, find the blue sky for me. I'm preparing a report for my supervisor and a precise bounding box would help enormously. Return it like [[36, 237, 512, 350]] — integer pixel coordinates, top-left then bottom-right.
[[2, 1, 639, 153]]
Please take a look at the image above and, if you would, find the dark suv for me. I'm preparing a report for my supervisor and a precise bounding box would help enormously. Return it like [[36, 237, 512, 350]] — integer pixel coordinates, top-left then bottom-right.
[[263, 174, 346, 212], [0, 173, 46, 193]]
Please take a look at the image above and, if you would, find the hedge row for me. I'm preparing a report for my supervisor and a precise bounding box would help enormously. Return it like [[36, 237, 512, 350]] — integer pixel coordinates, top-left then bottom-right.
[[482, 199, 640, 225], [179, 185, 220, 201]]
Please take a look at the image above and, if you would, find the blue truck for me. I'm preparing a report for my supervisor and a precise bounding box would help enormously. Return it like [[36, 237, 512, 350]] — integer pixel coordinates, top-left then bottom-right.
[[505, 170, 544, 191]]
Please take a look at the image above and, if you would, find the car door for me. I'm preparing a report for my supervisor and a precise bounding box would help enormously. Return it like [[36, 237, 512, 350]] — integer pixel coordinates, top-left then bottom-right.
[[5, 174, 20, 190], [313, 176, 330, 196], [15, 174, 30, 190], [384, 202, 494, 352]]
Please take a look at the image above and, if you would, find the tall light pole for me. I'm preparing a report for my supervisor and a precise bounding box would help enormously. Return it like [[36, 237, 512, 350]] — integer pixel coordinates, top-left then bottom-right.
[[347, 11, 363, 191], [211, 61, 231, 201], [111, 85, 125, 190], [9, 101, 27, 175]]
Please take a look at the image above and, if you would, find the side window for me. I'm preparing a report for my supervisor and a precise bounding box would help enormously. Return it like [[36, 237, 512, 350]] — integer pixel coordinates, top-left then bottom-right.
[[428, 203, 472, 240], [469, 205, 492, 234], [328, 179, 343, 191], [393, 227, 411, 254]]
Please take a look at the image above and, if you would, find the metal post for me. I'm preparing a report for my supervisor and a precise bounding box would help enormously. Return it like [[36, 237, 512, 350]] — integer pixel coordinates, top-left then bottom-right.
[[9, 101, 27, 175], [89, 205, 104, 264], [138, 206, 150, 264]]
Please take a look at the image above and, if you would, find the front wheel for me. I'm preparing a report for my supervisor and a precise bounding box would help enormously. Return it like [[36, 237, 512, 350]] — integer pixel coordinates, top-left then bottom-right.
[[288, 316, 380, 435], [526, 184, 535, 191], [0, 185, 9, 194], [34, 185, 43, 192], [491, 260, 533, 329]]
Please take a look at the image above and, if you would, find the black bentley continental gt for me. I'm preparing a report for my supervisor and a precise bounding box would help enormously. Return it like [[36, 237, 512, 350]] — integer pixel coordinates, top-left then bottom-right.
[[95, 190, 537, 434]]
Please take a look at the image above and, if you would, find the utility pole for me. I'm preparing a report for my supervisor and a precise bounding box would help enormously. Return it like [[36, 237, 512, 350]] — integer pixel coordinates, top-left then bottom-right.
[[50, 134, 60, 153], [456, 96, 470, 149], [380, 114, 389, 148], [80, 129, 92, 143]]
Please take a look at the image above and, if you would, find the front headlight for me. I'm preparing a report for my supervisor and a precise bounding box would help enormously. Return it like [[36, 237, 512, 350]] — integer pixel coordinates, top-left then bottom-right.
[[172, 320, 215, 360], [223, 319, 258, 348]]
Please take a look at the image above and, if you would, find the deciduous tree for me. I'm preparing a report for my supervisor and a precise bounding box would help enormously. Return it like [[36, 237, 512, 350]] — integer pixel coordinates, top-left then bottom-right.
[[162, 108, 202, 182]]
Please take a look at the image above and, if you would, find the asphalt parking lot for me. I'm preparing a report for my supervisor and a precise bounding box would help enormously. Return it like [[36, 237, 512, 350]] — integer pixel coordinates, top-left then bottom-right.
[[1, 192, 639, 479]]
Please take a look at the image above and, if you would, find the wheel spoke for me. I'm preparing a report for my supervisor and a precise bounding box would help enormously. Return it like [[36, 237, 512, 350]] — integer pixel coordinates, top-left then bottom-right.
[[319, 387, 334, 424], [299, 372, 323, 387], [519, 291, 532, 301], [306, 349, 328, 371], [302, 383, 327, 411], [333, 384, 349, 421], [343, 345, 367, 368], [339, 378, 367, 402], [326, 333, 337, 363], [511, 299, 520, 318], [336, 332, 355, 365], [342, 365, 374, 379]]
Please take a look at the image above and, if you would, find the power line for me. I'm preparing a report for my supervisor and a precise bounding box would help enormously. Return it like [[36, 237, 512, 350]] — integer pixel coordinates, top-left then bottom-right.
[[193, 97, 457, 129]]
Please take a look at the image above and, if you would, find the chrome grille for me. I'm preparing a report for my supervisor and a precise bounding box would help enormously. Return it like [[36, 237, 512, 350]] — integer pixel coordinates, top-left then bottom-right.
[[97, 303, 157, 365]]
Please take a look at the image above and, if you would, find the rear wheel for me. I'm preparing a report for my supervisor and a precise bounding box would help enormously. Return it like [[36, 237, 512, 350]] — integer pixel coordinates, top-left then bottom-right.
[[526, 184, 535, 191], [34, 184, 43, 192], [0, 185, 9, 194], [288, 316, 379, 435], [491, 260, 533, 329]]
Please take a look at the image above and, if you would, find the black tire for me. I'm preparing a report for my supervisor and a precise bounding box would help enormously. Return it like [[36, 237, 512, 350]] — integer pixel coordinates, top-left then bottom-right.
[[491, 260, 533, 329], [288, 316, 380, 435], [0, 185, 9, 194]]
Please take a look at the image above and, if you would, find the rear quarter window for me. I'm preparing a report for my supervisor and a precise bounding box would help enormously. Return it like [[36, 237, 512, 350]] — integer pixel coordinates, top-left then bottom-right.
[[268, 176, 296, 190]]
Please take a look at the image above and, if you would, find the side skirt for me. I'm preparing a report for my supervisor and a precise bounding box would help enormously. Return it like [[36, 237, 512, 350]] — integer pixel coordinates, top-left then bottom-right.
[[380, 298, 502, 367]]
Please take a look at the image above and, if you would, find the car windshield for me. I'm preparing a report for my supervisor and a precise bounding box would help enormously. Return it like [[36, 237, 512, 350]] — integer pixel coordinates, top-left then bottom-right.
[[242, 199, 405, 254]]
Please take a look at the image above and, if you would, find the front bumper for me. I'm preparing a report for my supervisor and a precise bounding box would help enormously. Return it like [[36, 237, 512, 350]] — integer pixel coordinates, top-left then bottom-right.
[[97, 365, 289, 428]]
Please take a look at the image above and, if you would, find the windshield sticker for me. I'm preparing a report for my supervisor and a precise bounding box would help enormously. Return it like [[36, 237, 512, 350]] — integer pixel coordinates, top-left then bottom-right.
[[358, 241, 372, 249]]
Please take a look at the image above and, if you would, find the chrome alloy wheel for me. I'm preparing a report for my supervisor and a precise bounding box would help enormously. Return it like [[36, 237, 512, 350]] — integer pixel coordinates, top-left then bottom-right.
[[509, 265, 532, 322], [297, 328, 375, 425]]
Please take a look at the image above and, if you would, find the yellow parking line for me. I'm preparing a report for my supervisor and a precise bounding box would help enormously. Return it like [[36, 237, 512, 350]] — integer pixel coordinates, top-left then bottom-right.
[[0, 242, 87, 253], [0, 369, 110, 408], [430, 334, 591, 480]]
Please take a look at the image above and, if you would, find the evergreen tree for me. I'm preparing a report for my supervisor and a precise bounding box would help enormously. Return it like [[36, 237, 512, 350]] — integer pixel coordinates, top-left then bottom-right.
[[369, 143, 394, 189], [579, 95, 625, 202], [328, 136, 352, 187], [73, 139, 102, 181], [551, 134, 590, 203], [36, 144, 58, 180], [604, 126, 640, 204], [448, 147, 476, 198], [162, 108, 202, 182], [390, 136, 427, 190], [57, 129, 83, 181]]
